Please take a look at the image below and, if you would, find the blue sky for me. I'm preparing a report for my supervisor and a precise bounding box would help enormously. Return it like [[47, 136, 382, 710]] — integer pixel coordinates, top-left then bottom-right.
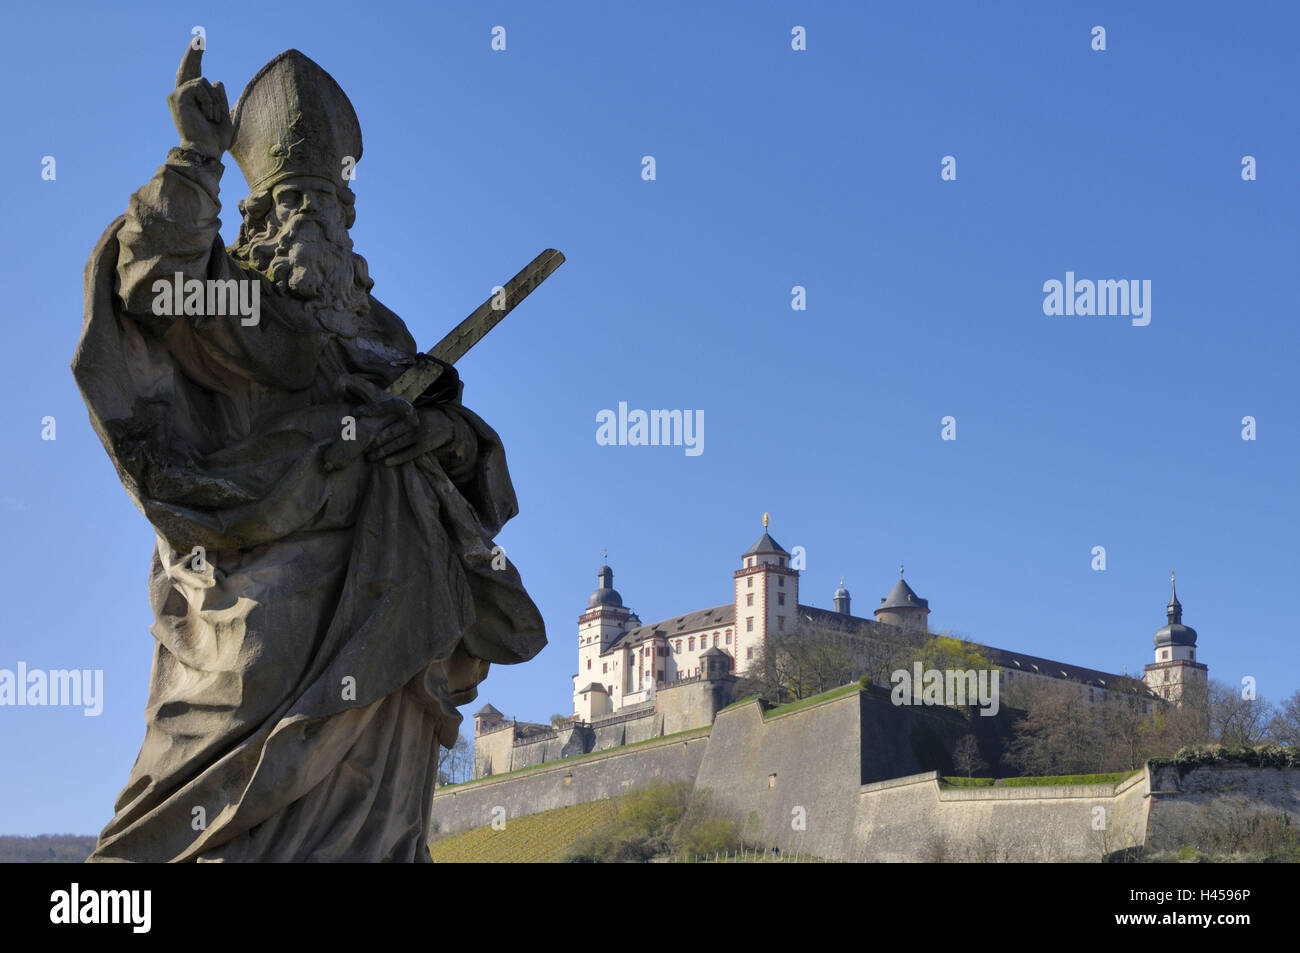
[[1, 2, 1296, 835]]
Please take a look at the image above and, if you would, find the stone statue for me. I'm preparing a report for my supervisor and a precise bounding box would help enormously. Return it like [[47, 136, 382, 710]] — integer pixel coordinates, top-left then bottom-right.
[[73, 44, 549, 861]]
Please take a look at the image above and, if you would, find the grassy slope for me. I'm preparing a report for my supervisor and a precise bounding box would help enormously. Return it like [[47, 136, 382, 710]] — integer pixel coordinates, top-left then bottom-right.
[[428, 798, 624, 863]]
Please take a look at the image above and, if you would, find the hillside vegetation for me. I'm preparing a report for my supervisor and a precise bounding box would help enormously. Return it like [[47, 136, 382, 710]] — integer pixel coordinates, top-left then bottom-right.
[[0, 835, 97, 863], [427, 798, 624, 863], [428, 783, 746, 863]]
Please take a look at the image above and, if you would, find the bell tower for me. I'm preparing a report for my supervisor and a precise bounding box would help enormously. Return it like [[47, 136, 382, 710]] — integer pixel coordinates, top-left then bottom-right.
[[1143, 571, 1208, 704], [573, 557, 637, 718]]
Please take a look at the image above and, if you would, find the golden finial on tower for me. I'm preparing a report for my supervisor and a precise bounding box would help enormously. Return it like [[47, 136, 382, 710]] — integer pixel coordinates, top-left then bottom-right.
[[763, 512, 769, 529]]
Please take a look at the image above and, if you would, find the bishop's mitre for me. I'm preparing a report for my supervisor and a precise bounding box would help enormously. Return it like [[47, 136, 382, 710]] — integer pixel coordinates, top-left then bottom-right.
[[230, 49, 362, 196]]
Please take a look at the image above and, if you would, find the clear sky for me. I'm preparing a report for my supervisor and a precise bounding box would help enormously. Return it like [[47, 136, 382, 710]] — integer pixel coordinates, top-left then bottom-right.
[[1, 1, 1296, 835]]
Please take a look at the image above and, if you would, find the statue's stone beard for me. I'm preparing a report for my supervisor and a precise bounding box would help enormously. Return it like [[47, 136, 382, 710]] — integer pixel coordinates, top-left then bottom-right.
[[231, 210, 371, 318]]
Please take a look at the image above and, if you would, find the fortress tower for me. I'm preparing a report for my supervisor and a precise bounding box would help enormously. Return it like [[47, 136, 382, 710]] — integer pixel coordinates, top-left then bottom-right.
[[733, 514, 799, 674], [1143, 572, 1208, 704], [874, 565, 930, 630], [834, 578, 851, 615], [573, 563, 638, 720]]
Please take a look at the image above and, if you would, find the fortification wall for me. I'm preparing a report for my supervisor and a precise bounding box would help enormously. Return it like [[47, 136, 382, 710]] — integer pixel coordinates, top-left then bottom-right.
[[853, 769, 1149, 862], [510, 725, 590, 772], [474, 726, 515, 779], [431, 729, 710, 838], [441, 687, 1298, 861], [858, 688, 1017, 782], [659, 679, 730, 735], [693, 694, 864, 860], [590, 710, 661, 751], [1144, 763, 1300, 854]]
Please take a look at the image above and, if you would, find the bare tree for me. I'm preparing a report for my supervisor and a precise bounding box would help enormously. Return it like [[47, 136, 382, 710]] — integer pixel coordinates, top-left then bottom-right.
[[1005, 678, 1103, 775], [1266, 690, 1300, 746], [952, 734, 987, 777], [1141, 679, 1211, 756], [734, 621, 861, 703], [436, 734, 472, 786], [1209, 679, 1274, 747], [1095, 677, 1159, 772]]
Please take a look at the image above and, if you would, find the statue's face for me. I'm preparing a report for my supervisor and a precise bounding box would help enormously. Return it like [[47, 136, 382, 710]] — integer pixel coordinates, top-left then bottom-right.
[[271, 179, 344, 230], [232, 175, 370, 316]]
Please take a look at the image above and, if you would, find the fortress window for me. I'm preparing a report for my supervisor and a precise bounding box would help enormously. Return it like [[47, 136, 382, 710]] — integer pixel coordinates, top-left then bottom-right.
[[602, 663, 607, 673], [778, 593, 785, 606], [713, 635, 720, 647], [674, 641, 681, 654], [689, 637, 695, 651], [746, 618, 753, 632], [746, 594, 754, 607], [777, 616, 785, 631], [747, 577, 753, 588], [725, 632, 731, 645], [747, 647, 754, 660], [587, 659, 591, 670], [778, 577, 784, 587]]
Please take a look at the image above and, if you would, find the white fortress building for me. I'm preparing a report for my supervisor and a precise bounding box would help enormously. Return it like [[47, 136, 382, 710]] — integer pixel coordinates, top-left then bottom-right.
[[571, 524, 800, 720], [471, 519, 1206, 779]]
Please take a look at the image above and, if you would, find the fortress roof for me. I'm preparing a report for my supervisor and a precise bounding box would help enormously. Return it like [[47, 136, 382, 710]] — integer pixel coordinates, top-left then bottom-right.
[[878, 578, 928, 611], [797, 605, 1156, 698], [576, 683, 608, 694], [743, 532, 788, 557], [604, 604, 735, 652], [474, 703, 502, 717]]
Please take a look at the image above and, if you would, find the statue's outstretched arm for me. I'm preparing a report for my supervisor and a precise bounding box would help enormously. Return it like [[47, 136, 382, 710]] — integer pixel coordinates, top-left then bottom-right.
[[117, 43, 235, 318]]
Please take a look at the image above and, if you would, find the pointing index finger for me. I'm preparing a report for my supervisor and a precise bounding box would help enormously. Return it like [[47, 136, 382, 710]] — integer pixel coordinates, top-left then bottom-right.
[[176, 43, 203, 88]]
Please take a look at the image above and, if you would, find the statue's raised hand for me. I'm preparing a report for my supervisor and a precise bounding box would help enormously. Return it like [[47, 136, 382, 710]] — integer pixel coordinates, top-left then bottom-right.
[[167, 44, 233, 159]]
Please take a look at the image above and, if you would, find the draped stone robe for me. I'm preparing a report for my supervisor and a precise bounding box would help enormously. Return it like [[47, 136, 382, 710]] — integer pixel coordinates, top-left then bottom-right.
[[73, 150, 545, 862]]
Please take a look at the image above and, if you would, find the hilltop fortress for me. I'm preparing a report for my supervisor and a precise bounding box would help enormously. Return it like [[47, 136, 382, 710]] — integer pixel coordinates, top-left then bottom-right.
[[434, 525, 1300, 862], [471, 522, 1207, 780]]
